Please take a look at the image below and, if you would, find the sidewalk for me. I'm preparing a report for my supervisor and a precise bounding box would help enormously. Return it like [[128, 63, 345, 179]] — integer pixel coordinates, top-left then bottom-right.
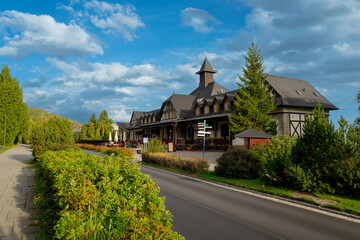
[[0, 145, 38, 240]]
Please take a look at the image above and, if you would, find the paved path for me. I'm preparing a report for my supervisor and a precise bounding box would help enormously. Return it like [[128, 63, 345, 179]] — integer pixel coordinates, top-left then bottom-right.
[[0, 145, 38, 240]]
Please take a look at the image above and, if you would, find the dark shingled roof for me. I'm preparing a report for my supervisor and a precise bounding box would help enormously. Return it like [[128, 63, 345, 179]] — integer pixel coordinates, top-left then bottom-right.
[[117, 122, 129, 129], [163, 94, 196, 118], [196, 58, 217, 74], [235, 128, 272, 139], [190, 82, 229, 97], [266, 75, 338, 110]]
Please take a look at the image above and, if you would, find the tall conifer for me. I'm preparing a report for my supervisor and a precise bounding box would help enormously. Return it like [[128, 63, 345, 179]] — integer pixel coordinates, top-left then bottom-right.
[[229, 42, 277, 135], [0, 65, 29, 145]]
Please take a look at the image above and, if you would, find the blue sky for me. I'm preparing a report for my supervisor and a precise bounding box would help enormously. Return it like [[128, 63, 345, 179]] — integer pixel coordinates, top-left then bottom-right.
[[0, 0, 359, 124]]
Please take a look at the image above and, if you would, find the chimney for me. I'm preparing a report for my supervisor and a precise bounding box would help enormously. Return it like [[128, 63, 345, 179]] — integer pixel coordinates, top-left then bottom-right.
[[196, 58, 217, 88]]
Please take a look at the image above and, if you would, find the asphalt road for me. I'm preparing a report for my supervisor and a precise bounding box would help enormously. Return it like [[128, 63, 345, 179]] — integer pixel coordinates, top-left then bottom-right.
[[140, 165, 360, 240]]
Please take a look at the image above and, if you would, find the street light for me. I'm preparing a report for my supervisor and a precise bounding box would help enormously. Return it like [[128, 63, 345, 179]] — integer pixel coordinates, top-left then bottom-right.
[[4, 112, 9, 147]]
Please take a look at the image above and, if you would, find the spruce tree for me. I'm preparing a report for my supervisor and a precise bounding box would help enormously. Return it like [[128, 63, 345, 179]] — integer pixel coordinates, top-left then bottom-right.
[[229, 42, 276, 135], [0, 65, 29, 145]]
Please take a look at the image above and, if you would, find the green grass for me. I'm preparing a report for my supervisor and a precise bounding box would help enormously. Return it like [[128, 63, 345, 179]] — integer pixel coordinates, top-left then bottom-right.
[[143, 162, 360, 216], [315, 193, 360, 216], [197, 171, 292, 198], [0, 145, 14, 154]]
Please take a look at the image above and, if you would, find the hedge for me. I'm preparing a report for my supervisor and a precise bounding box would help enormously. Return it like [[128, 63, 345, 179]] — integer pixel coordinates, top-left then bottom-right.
[[34, 149, 183, 239], [141, 152, 209, 174]]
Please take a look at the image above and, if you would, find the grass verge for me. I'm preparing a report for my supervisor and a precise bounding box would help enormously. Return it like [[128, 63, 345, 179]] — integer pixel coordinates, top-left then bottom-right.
[[0, 145, 14, 154], [142, 162, 360, 216]]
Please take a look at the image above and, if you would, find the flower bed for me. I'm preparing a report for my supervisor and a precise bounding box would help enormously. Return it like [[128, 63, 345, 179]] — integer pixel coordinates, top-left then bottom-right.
[[77, 143, 133, 158]]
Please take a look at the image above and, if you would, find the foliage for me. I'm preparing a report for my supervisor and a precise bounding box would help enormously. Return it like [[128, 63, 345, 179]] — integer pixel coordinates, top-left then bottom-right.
[[142, 152, 209, 174], [229, 42, 277, 135], [31, 116, 75, 159], [215, 149, 261, 179], [145, 138, 165, 153], [355, 90, 360, 132], [78, 143, 134, 158], [0, 65, 30, 145], [79, 110, 114, 142], [251, 135, 297, 185], [291, 105, 360, 196], [34, 149, 183, 239]]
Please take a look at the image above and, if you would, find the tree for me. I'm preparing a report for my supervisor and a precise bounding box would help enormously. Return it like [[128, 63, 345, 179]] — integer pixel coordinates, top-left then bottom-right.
[[79, 110, 114, 142], [229, 42, 277, 135], [0, 65, 30, 145], [355, 91, 360, 131]]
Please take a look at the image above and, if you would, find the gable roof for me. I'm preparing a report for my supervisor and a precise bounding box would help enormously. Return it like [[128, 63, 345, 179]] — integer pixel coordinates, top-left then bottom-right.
[[235, 128, 272, 139], [266, 75, 338, 110], [162, 94, 196, 118], [190, 82, 229, 97]]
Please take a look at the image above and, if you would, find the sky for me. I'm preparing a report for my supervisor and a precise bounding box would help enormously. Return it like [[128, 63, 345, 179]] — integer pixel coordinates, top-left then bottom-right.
[[0, 0, 359, 124]]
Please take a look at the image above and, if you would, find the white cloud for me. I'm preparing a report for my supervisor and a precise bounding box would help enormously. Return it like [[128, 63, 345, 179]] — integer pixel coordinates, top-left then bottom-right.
[[181, 7, 221, 33], [84, 0, 145, 40], [0, 10, 103, 58]]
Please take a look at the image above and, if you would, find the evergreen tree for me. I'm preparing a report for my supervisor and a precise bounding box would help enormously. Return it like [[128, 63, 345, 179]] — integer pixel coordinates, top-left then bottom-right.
[[89, 114, 97, 124], [0, 65, 29, 145], [355, 91, 360, 131], [229, 42, 276, 135], [79, 110, 114, 142]]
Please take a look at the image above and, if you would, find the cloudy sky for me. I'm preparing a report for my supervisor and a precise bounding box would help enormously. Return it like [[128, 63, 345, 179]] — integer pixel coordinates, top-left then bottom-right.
[[0, 0, 359, 124]]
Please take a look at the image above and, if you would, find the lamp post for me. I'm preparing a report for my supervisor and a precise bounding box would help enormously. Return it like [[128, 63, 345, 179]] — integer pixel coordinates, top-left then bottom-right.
[[4, 112, 9, 147]]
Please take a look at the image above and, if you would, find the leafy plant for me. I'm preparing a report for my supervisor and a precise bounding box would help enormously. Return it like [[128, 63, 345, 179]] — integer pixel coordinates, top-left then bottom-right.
[[31, 116, 74, 159], [251, 135, 297, 185], [0, 65, 30, 145], [145, 138, 165, 153], [35, 149, 183, 239], [215, 149, 261, 179], [142, 152, 208, 174]]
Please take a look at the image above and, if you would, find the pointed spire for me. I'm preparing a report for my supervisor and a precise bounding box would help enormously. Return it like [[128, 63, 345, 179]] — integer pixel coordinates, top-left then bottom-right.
[[196, 58, 217, 74], [196, 58, 217, 88]]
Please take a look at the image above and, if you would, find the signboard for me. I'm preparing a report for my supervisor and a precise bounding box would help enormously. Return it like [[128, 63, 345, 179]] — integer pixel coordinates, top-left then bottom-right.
[[168, 142, 174, 152], [143, 137, 149, 143], [197, 120, 212, 160]]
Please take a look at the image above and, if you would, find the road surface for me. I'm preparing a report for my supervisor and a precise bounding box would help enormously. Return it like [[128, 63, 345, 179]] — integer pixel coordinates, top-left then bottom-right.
[[140, 165, 360, 240]]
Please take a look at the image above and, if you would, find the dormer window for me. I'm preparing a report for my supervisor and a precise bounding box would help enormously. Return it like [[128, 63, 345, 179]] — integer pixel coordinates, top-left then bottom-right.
[[214, 102, 219, 113], [204, 105, 209, 114], [196, 106, 201, 116], [224, 100, 230, 111]]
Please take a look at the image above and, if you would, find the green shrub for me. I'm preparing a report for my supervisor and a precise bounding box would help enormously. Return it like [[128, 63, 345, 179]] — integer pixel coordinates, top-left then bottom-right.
[[291, 106, 360, 197], [215, 149, 261, 179], [146, 138, 165, 153], [106, 146, 134, 158], [78, 143, 134, 159], [35, 149, 183, 239], [251, 135, 297, 185], [31, 116, 74, 159], [142, 152, 208, 174]]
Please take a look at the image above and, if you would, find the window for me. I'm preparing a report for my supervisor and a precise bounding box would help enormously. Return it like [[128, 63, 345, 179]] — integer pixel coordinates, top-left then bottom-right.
[[144, 118, 147, 124], [153, 116, 156, 122], [140, 118, 143, 124], [196, 106, 201, 116], [204, 105, 209, 114], [214, 102, 219, 113], [224, 100, 230, 111]]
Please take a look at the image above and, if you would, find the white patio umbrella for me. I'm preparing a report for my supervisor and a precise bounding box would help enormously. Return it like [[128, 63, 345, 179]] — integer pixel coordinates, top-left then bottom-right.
[[114, 132, 118, 143], [109, 132, 112, 143]]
